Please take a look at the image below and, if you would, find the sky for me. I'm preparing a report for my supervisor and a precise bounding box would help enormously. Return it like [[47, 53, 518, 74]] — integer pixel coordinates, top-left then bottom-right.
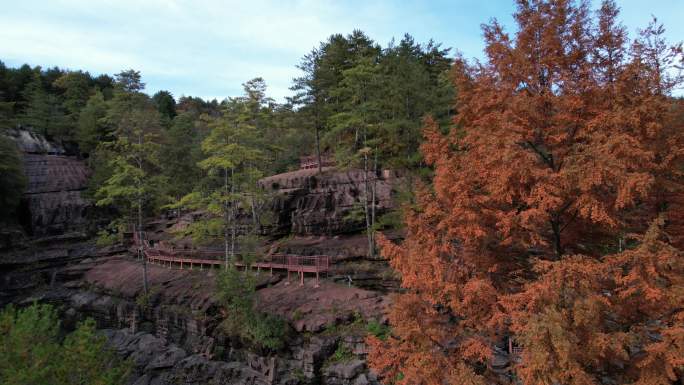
[[1, 0, 682, 102]]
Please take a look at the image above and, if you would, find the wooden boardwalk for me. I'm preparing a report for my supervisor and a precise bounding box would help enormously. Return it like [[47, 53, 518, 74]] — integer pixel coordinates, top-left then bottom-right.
[[132, 231, 331, 287]]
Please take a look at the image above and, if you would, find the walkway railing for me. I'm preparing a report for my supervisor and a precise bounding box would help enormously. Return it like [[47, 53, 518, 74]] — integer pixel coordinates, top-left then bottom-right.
[[131, 230, 331, 287], [299, 155, 334, 169]]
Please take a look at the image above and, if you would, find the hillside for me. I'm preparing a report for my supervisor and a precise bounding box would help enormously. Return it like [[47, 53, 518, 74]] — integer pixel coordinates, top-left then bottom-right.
[[1, 1, 683, 385]]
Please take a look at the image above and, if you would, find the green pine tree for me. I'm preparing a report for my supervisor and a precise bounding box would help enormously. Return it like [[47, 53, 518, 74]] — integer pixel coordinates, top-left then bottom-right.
[[76, 90, 109, 155], [0, 303, 130, 385], [152, 90, 177, 124], [20, 72, 67, 138], [95, 72, 167, 294], [177, 93, 267, 268], [327, 56, 382, 258], [53, 71, 91, 136], [0, 133, 26, 223], [160, 111, 203, 200]]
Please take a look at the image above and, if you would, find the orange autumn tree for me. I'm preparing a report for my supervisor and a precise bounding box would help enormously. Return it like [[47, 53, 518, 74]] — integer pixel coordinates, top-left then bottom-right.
[[368, 1, 684, 384]]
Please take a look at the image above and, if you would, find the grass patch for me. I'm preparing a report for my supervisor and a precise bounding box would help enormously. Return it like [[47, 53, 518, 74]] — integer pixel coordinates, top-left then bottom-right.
[[292, 309, 303, 321], [366, 319, 390, 340], [292, 367, 306, 382], [135, 285, 162, 309], [325, 344, 354, 366]]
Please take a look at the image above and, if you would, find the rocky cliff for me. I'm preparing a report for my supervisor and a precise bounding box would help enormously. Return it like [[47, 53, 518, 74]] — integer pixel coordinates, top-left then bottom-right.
[[5, 129, 91, 237], [0, 242, 390, 385], [22, 154, 90, 236], [259, 168, 400, 236], [161, 167, 404, 291]]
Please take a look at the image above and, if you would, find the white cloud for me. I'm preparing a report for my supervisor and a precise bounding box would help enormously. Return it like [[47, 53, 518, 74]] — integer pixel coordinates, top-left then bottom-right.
[[1, 0, 404, 100], [2, 0, 682, 99]]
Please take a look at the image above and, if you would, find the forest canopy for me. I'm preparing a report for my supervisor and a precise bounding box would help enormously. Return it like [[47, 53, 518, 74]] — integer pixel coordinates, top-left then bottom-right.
[[0, 303, 130, 385], [0, 31, 453, 227]]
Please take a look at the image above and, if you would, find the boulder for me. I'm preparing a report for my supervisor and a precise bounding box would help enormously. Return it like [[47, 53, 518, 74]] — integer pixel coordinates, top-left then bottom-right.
[[130, 373, 152, 385], [145, 346, 188, 370], [353, 374, 369, 385], [323, 359, 366, 384]]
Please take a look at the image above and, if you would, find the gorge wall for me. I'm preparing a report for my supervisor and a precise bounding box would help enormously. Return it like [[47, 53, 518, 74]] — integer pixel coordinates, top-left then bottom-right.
[[257, 167, 403, 292], [5, 129, 91, 238], [163, 166, 403, 291], [1, 245, 390, 385], [259, 167, 400, 237]]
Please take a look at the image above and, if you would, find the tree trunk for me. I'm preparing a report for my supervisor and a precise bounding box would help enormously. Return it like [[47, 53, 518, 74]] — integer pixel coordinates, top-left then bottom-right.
[[139, 201, 148, 296], [371, 149, 378, 253], [230, 167, 236, 265], [250, 193, 258, 234], [246, 160, 259, 235], [138, 132, 148, 295], [551, 218, 563, 259], [224, 167, 229, 270], [363, 152, 374, 259], [315, 108, 323, 173]]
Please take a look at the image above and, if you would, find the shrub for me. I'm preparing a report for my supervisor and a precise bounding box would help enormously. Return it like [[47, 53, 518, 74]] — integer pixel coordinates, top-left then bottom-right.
[[0, 303, 131, 385], [216, 269, 288, 351], [366, 319, 390, 341], [326, 344, 353, 365], [245, 312, 288, 351]]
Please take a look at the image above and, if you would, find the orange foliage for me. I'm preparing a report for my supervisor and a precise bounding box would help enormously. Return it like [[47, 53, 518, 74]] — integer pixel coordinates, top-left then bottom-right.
[[367, 1, 684, 384]]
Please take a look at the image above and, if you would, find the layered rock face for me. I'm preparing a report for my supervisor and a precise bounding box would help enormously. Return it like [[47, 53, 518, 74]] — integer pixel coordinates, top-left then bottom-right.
[[0, 245, 389, 385], [271, 233, 401, 292], [259, 168, 400, 236], [8, 128, 65, 154], [256, 168, 404, 292], [6, 129, 90, 236], [22, 154, 90, 236]]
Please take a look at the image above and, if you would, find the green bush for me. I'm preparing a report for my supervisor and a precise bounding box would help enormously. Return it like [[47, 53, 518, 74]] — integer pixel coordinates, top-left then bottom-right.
[[96, 229, 118, 247], [245, 312, 288, 351], [292, 367, 306, 382], [366, 319, 391, 341], [326, 344, 353, 366], [135, 285, 158, 308], [333, 344, 353, 362], [0, 303, 131, 385], [216, 269, 288, 351]]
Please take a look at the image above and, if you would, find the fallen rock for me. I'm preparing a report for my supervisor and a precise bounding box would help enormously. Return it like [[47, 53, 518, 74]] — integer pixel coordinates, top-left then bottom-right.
[[323, 359, 366, 384], [145, 346, 187, 371], [353, 374, 369, 385]]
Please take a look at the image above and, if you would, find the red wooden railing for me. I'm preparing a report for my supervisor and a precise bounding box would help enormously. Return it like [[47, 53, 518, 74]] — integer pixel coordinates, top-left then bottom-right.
[[131, 230, 331, 287], [299, 155, 334, 169], [508, 338, 523, 361]]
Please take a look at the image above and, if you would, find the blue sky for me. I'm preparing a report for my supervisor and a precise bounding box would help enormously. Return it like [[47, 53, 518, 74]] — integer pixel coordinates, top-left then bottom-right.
[[1, 0, 682, 101]]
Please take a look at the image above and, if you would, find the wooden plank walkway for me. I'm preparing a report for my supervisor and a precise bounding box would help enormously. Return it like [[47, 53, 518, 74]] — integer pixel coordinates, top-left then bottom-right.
[[132, 231, 331, 287]]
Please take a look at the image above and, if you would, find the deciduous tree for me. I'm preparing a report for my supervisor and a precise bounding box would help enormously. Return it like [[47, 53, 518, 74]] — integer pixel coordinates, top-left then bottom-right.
[[368, 1, 684, 384]]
